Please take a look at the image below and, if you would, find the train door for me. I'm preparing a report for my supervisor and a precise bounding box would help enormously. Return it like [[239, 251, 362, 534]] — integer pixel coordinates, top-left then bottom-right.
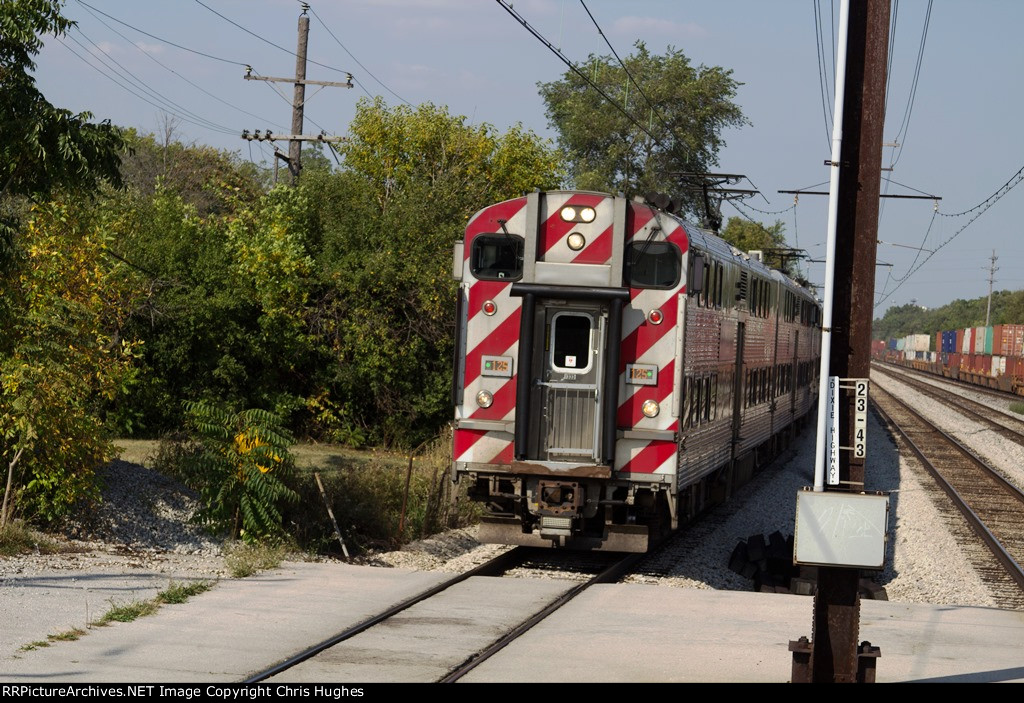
[[527, 304, 606, 463], [732, 321, 745, 446]]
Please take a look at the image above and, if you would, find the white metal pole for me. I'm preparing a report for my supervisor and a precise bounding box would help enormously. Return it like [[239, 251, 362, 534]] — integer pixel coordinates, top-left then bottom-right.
[[813, 0, 851, 491]]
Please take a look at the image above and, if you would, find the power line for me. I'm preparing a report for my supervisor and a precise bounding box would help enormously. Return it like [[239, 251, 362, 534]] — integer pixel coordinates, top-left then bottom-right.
[[75, 0, 248, 67], [306, 2, 410, 106], [495, 0, 665, 150], [69, 25, 238, 134], [76, 0, 287, 132], [578, 0, 676, 144], [193, 0, 353, 77], [812, 0, 834, 148], [56, 35, 237, 136], [889, 0, 932, 169]]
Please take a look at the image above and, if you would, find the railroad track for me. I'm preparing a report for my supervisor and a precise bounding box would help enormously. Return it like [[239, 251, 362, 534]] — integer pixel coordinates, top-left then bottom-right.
[[244, 546, 642, 683], [870, 383, 1024, 609], [872, 363, 1024, 443], [872, 360, 1022, 405]]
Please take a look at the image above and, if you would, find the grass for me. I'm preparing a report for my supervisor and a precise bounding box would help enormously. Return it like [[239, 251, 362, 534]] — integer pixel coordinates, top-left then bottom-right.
[[224, 541, 289, 578], [1010, 402, 1024, 415], [0, 520, 64, 557], [18, 579, 215, 652], [156, 580, 213, 604]]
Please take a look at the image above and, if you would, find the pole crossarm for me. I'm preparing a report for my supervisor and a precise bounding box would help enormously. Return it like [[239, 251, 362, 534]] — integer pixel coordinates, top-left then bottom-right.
[[244, 72, 353, 89], [242, 130, 346, 143]]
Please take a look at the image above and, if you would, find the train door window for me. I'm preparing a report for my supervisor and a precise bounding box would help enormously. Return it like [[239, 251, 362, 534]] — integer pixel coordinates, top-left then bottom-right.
[[715, 263, 724, 307], [470, 234, 524, 280], [550, 312, 593, 373], [625, 241, 681, 289]]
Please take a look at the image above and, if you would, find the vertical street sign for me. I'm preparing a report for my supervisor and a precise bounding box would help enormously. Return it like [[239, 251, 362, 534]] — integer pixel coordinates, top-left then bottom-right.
[[853, 379, 869, 459], [828, 376, 840, 485]]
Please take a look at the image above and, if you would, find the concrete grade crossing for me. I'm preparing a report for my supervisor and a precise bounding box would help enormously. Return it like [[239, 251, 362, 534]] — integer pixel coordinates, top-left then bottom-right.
[[1, 561, 1023, 683]]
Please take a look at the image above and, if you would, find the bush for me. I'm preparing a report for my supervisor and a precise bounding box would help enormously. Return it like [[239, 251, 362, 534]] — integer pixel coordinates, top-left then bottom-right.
[[178, 402, 299, 541]]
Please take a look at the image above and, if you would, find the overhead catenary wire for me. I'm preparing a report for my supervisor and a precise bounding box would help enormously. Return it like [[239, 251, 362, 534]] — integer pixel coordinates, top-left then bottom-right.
[[495, 0, 667, 150], [874, 162, 1024, 308]]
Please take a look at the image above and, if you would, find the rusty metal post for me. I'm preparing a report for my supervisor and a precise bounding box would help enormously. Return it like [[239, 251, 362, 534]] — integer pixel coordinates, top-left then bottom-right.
[[789, 636, 812, 683], [810, 0, 890, 683]]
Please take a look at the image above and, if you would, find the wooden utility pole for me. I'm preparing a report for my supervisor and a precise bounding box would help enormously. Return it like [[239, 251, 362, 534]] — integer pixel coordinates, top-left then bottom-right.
[[811, 0, 890, 683], [241, 5, 350, 184]]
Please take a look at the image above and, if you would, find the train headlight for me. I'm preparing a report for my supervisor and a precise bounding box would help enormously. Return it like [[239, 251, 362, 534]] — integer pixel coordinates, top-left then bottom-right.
[[642, 399, 660, 418], [476, 390, 494, 408], [560, 206, 578, 222], [579, 207, 596, 222], [567, 232, 586, 251]]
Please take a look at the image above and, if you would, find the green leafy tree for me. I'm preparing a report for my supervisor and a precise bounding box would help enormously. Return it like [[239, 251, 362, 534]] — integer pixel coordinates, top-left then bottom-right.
[[719, 216, 800, 278], [303, 99, 562, 445], [1, 200, 141, 525], [182, 401, 298, 540], [0, 0, 126, 255], [538, 42, 746, 213]]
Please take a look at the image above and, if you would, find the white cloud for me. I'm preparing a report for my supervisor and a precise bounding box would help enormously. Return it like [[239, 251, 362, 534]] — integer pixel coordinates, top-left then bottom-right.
[[134, 42, 165, 55]]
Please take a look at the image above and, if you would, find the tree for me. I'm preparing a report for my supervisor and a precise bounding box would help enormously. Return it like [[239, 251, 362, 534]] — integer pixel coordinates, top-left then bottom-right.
[[719, 216, 801, 279], [0, 0, 126, 253], [538, 42, 746, 215], [305, 98, 563, 445]]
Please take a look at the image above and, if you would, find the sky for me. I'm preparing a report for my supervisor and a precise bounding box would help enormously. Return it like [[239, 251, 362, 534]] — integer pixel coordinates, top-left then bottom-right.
[[31, 0, 1024, 319]]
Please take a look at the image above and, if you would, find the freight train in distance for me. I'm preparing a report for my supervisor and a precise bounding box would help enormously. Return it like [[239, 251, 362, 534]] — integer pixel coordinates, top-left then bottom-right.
[[450, 190, 822, 552]]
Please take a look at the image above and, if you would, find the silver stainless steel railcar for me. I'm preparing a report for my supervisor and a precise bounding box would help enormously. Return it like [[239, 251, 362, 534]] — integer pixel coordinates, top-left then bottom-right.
[[451, 191, 821, 552]]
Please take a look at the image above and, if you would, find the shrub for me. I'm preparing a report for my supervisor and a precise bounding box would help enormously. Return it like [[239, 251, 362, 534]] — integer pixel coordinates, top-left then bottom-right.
[[181, 401, 299, 540]]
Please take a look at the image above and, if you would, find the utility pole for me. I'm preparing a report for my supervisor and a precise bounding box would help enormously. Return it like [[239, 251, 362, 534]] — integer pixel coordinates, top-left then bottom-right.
[[241, 4, 351, 184], [794, 0, 890, 684], [986, 250, 999, 327]]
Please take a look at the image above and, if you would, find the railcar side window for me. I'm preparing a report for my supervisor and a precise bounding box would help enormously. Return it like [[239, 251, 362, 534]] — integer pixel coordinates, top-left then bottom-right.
[[470, 234, 524, 280], [625, 241, 681, 289]]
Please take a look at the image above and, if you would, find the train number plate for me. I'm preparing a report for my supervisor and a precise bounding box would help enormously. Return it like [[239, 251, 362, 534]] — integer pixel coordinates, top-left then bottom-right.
[[481, 355, 513, 377], [626, 364, 658, 386]]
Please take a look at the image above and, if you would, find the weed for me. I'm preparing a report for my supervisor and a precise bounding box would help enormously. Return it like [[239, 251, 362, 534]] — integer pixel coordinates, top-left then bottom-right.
[[92, 600, 158, 625], [48, 628, 86, 642], [157, 580, 213, 604], [20, 641, 50, 651], [0, 521, 63, 557], [1010, 402, 1024, 415], [224, 541, 289, 578]]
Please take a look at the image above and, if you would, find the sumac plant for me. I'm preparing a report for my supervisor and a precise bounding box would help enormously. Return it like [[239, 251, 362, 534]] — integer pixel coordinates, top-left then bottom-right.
[[183, 401, 298, 541]]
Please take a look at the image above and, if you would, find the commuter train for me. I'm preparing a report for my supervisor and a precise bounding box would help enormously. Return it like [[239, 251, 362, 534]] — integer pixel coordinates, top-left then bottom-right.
[[450, 190, 822, 552]]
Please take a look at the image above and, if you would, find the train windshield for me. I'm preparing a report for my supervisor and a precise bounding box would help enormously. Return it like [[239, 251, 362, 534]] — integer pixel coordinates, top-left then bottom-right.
[[624, 241, 681, 288], [470, 234, 524, 280]]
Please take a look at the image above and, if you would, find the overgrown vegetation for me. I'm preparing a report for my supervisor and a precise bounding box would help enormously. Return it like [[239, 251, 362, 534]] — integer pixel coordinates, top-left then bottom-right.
[[223, 541, 290, 578], [0, 520, 62, 557], [1009, 402, 1024, 416]]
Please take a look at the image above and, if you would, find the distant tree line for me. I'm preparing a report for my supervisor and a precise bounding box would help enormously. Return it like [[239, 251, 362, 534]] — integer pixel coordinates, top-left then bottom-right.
[[872, 291, 1024, 341]]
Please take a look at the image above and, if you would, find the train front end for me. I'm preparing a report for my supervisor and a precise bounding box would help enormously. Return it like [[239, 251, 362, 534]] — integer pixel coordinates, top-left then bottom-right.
[[451, 191, 689, 551]]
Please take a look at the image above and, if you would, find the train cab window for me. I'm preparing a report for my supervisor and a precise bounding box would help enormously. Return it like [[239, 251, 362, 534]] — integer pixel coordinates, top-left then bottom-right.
[[470, 234, 524, 280], [550, 312, 593, 373], [625, 241, 681, 289]]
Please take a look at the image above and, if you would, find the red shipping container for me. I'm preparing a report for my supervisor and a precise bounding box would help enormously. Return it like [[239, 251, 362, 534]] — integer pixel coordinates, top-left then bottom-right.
[[956, 329, 965, 355], [994, 325, 1005, 356], [950, 353, 962, 371]]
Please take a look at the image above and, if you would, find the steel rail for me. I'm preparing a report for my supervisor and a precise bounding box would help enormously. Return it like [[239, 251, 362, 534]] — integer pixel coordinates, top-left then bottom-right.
[[439, 551, 645, 682], [242, 546, 529, 683], [871, 385, 1024, 593]]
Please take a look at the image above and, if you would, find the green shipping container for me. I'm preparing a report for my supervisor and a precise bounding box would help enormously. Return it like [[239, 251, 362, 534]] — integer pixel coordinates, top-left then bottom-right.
[[985, 326, 994, 355]]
